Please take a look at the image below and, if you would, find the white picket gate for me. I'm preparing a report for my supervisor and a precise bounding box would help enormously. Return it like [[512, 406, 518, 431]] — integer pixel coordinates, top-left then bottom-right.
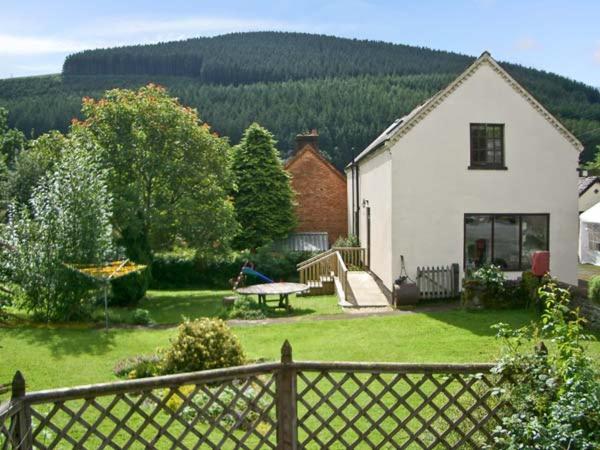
[[416, 264, 460, 299]]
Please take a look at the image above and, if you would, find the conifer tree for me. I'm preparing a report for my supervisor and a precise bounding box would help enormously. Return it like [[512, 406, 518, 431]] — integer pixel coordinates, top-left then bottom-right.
[[232, 123, 296, 250]]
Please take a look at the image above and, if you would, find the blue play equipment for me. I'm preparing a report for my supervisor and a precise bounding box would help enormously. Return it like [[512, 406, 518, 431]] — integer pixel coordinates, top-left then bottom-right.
[[241, 267, 274, 284]]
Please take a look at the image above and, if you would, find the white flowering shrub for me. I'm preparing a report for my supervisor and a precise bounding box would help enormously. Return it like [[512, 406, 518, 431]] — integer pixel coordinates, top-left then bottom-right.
[[1, 139, 113, 321]]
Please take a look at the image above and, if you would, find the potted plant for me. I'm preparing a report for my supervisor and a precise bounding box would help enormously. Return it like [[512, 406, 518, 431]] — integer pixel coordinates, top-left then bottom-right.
[[462, 264, 505, 310]]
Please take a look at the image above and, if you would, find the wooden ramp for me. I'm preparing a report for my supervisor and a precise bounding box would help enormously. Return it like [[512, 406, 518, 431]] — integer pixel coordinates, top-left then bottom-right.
[[346, 271, 390, 308]]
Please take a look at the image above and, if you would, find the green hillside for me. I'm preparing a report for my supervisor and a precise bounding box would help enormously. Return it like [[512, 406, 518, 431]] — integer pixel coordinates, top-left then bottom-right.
[[1, 32, 599, 167]]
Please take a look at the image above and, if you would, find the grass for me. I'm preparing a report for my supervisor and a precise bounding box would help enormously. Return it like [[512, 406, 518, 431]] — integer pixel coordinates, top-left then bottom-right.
[[6, 290, 343, 326], [578, 263, 600, 282], [2, 305, 599, 392], [2, 299, 599, 449], [134, 290, 343, 323]]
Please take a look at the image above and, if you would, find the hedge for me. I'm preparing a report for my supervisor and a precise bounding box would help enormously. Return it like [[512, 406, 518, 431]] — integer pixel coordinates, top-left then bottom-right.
[[150, 248, 315, 289]]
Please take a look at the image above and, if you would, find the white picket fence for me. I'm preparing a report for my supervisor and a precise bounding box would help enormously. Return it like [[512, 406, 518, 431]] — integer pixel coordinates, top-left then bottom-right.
[[416, 264, 460, 299]]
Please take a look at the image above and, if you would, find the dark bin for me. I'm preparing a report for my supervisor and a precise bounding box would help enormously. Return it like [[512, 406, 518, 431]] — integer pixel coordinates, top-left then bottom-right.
[[393, 282, 419, 307]]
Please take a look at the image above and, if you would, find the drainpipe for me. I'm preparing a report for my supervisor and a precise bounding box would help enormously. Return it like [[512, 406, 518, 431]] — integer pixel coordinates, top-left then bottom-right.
[[350, 147, 360, 240]]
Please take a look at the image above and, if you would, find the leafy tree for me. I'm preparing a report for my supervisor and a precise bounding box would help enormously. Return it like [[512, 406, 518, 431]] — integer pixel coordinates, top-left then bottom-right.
[[232, 123, 296, 249], [0, 140, 113, 321], [10, 131, 65, 205], [0, 106, 26, 168], [584, 145, 600, 173], [75, 84, 237, 262], [0, 154, 9, 221]]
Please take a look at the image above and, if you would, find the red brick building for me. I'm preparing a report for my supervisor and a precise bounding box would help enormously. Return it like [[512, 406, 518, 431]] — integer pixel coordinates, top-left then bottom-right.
[[285, 130, 348, 246]]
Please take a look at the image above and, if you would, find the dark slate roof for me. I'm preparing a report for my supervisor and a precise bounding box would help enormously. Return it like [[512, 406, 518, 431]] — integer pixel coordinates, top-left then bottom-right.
[[346, 102, 428, 168], [579, 176, 600, 196]]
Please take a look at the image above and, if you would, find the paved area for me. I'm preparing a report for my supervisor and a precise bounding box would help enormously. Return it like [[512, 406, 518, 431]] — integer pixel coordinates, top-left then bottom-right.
[[347, 271, 390, 307]]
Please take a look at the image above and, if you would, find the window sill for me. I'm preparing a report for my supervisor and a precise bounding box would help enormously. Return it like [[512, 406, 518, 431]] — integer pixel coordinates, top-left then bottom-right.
[[468, 165, 508, 171]]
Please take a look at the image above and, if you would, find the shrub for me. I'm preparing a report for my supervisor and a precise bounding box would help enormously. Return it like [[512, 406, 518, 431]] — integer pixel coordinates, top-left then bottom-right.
[[132, 308, 153, 325], [151, 247, 314, 289], [333, 234, 360, 247], [160, 318, 245, 374], [0, 141, 113, 322], [113, 354, 160, 379], [521, 270, 542, 307], [491, 279, 600, 449], [588, 275, 600, 304], [502, 279, 529, 309], [245, 246, 313, 283], [150, 253, 241, 289], [471, 264, 505, 295], [463, 264, 509, 309], [227, 297, 267, 320], [110, 267, 151, 307]]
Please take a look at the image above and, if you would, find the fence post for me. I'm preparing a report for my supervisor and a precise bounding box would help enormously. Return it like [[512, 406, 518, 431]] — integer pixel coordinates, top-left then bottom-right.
[[276, 340, 297, 450], [11, 371, 33, 450], [451, 263, 460, 297]]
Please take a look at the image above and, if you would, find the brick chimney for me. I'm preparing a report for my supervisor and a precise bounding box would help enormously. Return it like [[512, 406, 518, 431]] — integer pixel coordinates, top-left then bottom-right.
[[295, 129, 319, 153]]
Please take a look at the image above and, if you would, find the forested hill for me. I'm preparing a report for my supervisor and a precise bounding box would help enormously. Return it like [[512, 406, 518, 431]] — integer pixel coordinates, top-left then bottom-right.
[[1, 32, 600, 167], [63, 32, 474, 83]]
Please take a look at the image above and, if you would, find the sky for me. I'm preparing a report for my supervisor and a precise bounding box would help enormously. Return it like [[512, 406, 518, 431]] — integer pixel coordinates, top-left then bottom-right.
[[0, 0, 599, 86]]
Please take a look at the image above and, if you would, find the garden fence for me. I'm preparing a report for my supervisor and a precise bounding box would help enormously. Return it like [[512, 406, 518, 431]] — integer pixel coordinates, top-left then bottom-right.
[[416, 264, 460, 299], [0, 341, 508, 449]]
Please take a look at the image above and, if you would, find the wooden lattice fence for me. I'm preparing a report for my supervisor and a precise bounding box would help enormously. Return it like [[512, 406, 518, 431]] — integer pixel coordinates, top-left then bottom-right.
[[0, 342, 508, 449]]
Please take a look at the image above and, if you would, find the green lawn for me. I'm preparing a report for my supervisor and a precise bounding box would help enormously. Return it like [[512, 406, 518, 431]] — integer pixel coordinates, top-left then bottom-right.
[[6, 290, 343, 326], [3, 299, 599, 449], [136, 290, 343, 323], [2, 305, 598, 394], [578, 263, 600, 282]]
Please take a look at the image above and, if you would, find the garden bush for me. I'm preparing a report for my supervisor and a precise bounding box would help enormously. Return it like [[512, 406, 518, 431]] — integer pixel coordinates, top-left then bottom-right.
[[113, 354, 160, 379], [491, 279, 600, 449], [160, 318, 245, 374], [588, 275, 600, 304], [333, 234, 360, 247], [131, 308, 153, 325], [226, 297, 267, 320], [462, 264, 505, 309], [462, 265, 529, 309], [151, 246, 314, 289], [110, 267, 151, 307], [521, 270, 542, 307], [246, 246, 313, 283]]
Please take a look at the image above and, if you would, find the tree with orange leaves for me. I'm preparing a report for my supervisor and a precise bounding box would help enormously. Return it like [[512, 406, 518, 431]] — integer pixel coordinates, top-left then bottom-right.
[[74, 84, 237, 262]]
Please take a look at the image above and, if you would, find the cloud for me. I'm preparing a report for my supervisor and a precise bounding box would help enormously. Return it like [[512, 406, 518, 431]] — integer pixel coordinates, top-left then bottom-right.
[[92, 16, 295, 37], [514, 37, 539, 51], [0, 15, 301, 57], [0, 34, 93, 55]]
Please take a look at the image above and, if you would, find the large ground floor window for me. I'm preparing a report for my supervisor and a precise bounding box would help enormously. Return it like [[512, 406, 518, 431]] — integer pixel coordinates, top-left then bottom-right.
[[464, 214, 549, 271]]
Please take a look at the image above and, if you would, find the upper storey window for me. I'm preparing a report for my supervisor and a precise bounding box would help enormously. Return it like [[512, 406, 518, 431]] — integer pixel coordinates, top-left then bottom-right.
[[469, 123, 505, 169]]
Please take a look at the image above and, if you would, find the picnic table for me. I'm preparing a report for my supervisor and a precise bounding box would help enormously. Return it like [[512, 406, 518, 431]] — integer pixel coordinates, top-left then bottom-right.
[[235, 282, 309, 309]]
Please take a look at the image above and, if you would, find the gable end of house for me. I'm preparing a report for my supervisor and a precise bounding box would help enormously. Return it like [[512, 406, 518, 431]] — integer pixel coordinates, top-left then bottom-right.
[[385, 53, 583, 153]]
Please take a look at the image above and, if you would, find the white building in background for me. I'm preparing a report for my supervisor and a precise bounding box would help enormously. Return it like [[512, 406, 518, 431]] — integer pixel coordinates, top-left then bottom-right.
[[578, 176, 600, 214], [346, 52, 582, 291]]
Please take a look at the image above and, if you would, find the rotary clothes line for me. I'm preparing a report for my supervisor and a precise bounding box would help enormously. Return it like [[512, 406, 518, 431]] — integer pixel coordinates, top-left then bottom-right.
[[69, 260, 147, 330]]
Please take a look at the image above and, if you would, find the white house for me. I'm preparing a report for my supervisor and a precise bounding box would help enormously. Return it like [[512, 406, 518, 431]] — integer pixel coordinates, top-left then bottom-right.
[[578, 176, 600, 214], [346, 52, 582, 292]]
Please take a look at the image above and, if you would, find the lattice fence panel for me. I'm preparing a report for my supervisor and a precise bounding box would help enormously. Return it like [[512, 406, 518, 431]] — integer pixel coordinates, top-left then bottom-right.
[[0, 403, 21, 450], [296, 370, 505, 450], [28, 373, 277, 450]]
